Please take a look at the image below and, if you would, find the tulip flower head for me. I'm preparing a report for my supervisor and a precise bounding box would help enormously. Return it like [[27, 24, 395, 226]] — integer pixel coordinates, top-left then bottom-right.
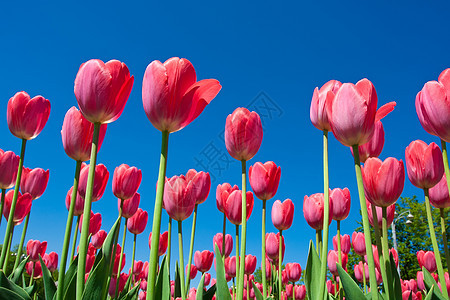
[[65, 185, 85, 217], [91, 230, 107, 249], [367, 201, 395, 228], [216, 183, 239, 213], [417, 250, 437, 273], [3, 191, 32, 226], [194, 250, 214, 273], [163, 174, 197, 221], [128, 208, 148, 235], [271, 199, 294, 231], [354, 262, 369, 283], [248, 161, 281, 201], [108, 273, 129, 297], [333, 234, 351, 254], [148, 231, 168, 257], [223, 189, 254, 225], [213, 233, 233, 257], [330, 187, 351, 221], [113, 164, 142, 201], [224, 256, 237, 278], [328, 250, 348, 275], [26, 240, 47, 262], [43, 252, 58, 272], [295, 285, 306, 300], [285, 262, 302, 282], [119, 192, 140, 219], [20, 167, 50, 200], [186, 169, 211, 204], [265, 232, 285, 261], [351, 231, 366, 256], [26, 261, 43, 279], [429, 173, 450, 208], [78, 163, 109, 202], [310, 80, 342, 132], [79, 211, 102, 235], [0, 149, 19, 189], [186, 264, 198, 280], [244, 255, 257, 275], [303, 193, 333, 230]]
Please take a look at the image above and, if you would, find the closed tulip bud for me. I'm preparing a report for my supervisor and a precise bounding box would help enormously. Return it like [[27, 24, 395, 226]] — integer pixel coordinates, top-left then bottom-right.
[[330, 188, 351, 221], [405, 140, 444, 189], [91, 230, 107, 249], [285, 262, 302, 282], [113, 164, 142, 200], [355, 121, 385, 163], [213, 233, 233, 257], [26, 240, 47, 262], [249, 161, 281, 201], [390, 248, 399, 268], [148, 231, 168, 256], [354, 262, 369, 283], [225, 107, 263, 161], [367, 200, 395, 228], [75, 59, 134, 124], [43, 252, 58, 272], [286, 284, 294, 298], [295, 285, 306, 300], [79, 211, 102, 235], [186, 264, 198, 280], [112, 245, 126, 276], [0, 150, 19, 189], [65, 186, 85, 216], [216, 183, 239, 213], [417, 250, 437, 273], [333, 234, 351, 254], [26, 261, 43, 279], [7, 91, 51, 140], [362, 157, 405, 207], [133, 261, 144, 277], [402, 291, 421, 300], [3, 191, 32, 226], [141, 262, 149, 281], [163, 174, 196, 221], [119, 193, 140, 219], [328, 250, 348, 276], [265, 258, 272, 279], [142, 57, 221, 133], [186, 169, 211, 204], [327, 280, 336, 296], [20, 167, 49, 200], [224, 256, 237, 278], [223, 190, 254, 225], [403, 279, 418, 293], [352, 231, 366, 256], [78, 163, 109, 202], [194, 250, 214, 273], [139, 291, 146, 300], [429, 173, 450, 208], [310, 80, 342, 131], [303, 193, 333, 230], [417, 271, 426, 291], [61, 107, 107, 162], [265, 232, 285, 261], [140, 280, 148, 291], [128, 208, 148, 235], [204, 273, 211, 286], [271, 199, 294, 231], [108, 273, 129, 297], [244, 255, 257, 275]]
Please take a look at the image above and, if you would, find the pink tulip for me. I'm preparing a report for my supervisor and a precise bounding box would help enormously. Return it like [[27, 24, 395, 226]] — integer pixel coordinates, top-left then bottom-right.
[[0, 150, 19, 189], [223, 190, 254, 225], [328, 250, 348, 275], [163, 174, 196, 221], [402, 291, 421, 300], [213, 233, 233, 257], [225, 107, 263, 161], [119, 192, 140, 219], [26, 261, 43, 279], [65, 186, 85, 217], [194, 250, 214, 273], [111, 244, 126, 276], [128, 208, 148, 235], [77, 163, 109, 202], [355, 121, 385, 163], [285, 262, 302, 282], [371, 245, 398, 273], [133, 260, 144, 277], [402, 279, 418, 293], [79, 211, 102, 235], [26, 240, 47, 262], [142, 57, 221, 133], [140, 262, 149, 281], [303, 193, 333, 230], [417, 250, 437, 273], [244, 255, 257, 275], [286, 284, 294, 298], [248, 161, 281, 201], [333, 234, 351, 254], [429, 173, 450, 208], [295, 285, 306, 300], [216, 183, 239, 213], [271, 199, 294, 231], [405, 140, 444, 189], [186, 264, 198, 280], [108, 273, 129, 297], [326, 280, 336, 296], [204, 272, 211, 286], [362, 157, 405, 207], [74, 59, 134, 124], [186, 169, 211, 204], [264, 258, 272, 279], [61, 107, 107, 162], [7, 91, 51, 140], [351, 231, 366, 256], [20, 167, 49, 200], [417, 271, 426, 291], [354, 262, 369, 283], [3, 191, 32, 226], [330, 187, 351, 221], [224, 256, 237, 278], [91, 230, 107, 249], [139, 291, 146, 300], [113, 164, 142, 201], [43, 252, 58, 272], [265, 232, 285, 261], [367, 200, 395, 228], [148, 231, 168, 257], [310, 80, 342, 131]]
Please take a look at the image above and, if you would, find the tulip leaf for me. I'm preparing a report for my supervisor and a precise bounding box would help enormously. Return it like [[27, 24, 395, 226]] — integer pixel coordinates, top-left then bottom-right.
[[174, 261, 181, 298], [390, 253, 402, 300], [118, 269, 134, 299], [102, 217, 121, 261], [336, 263, 365, 300], [155, 255, 170, 300], [0, 271, 31, 300], [0, 287, 27, 300], [251, 280, 263, 300], [196, 273, 205, 300], [203, 284, 216, 300], [38, 254, 57, 300], [119, 283, 140, 300], [82, 256, 107, 300], [424, 286, 435, 300], [213, 244, 232, 300], [22, 283, 36, 297], [61, 256, 78, 300], [305, 241, 321, 300], [9, 256, 29, 284], [422, 267, 446, 300]]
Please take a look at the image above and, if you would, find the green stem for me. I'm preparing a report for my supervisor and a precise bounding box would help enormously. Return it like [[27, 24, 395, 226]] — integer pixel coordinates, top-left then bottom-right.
[[262, 199, 267, 298], [185, 204, 198, 294], [270, 262, 273, 293], [278, 230, 283, 300], [361, 256, 367, 294], [131, 234, 137, 286], [440, 208, 450, 270], [440, 140, 450, 198], [0, 189, 5, 227], [147, 131, 169, 300], [352, 145, 379, 300], [292, 282, 295, 300], [316, 230, 321, 256], [424, 188, 449, 299], [247, 275, 250, 300], [57, 160, 82, 300], [114, 218, 128, 299], [232, 278, 235, 299], [13, 212, 31, 271], [235, 224, 240, 286], [70, 216, 80, 262], [337, 220, 342, 265], [76, 122, 100, 299], [237, 160, 248, 300], [104, 205, 123, 299], [29, 262, 35, 287], [222, 213, 226, 258], [0, 139, 27, 268], [381, 207, 393, 298], [178, 221, 186, 300], [3, 229, 13, 272], [168, 218, 172, 277], [371, 206, 388, 297]]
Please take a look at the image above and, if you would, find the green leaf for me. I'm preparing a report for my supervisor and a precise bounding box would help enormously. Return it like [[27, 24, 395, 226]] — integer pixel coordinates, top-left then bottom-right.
[[38, 254, 57, 300], [119, 282, 140, 300], [336, 263, 365, 300], [390, 254, 402, 300], [424, 286, 435, 300], [251, 280, 263, 300], [0, 271, 31, 300], [203, 284, 216, 300], [213, 244, 232, 300], [174, 261, 181, 299], [8, 256, 29, 284], [0, 287, 27, 300], [196, 273, 205, 300], [81, 256, 107, 300], [305, 240, 322, 300], [422, 267, 446, 300], [22, 284, 35, 297], [61, 256, 78, 300], [102, 217, 121, 260], [118, 269, 133, 299], [155, 255, 170, 300]]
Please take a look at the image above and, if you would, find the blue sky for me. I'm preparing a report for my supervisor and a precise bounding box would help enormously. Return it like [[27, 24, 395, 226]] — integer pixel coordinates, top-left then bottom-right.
[[1, 0, 449, 286]]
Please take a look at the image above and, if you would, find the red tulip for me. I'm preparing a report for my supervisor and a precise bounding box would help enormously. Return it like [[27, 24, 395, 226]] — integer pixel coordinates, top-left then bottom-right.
[[108, 273, 129, 297], [248, 161, 281, 201], [333, 234, 351, 254], [20, 167, 49, 200], [264, 258, 272, 279], [186, 169, 211, 204], [351, 231, 366, 256], [370, 245, 398, 273], [194, 250, 214, 273], [148, 231, 168, 256], [402, 279, 418, 293], [65, 186, 85, 217], [285, 263, 302, 282], [326, 280, 336, 296], [367, 200, 395, 228], [354, 121, 385, 163], [79, 211, 102, 235], [303, 193, 333, 230], [405, 140, 444, 189], [133, 260, 144, 276], [225, 107, 263, 161], [3, 191, 32, 226], [7, 91, 51, 140], [224, 256, 237, 278], [61, 107, 107, 162], [402, 291, 421, 300], [310, 80, 342, 132], [43, 252, 58, 272], [213, 233, 233, 257], [111, 244, 126, 276], [362, 157, 405, 207], [26, 240, 47, 262], [119, 193, 140, 219], [91, 230, 107, 249], [128, 208, 148, 235], [140, 262, 149, 281], [77, 163, 109, 202], [286, 284, 294, 298], [330, 188, 351, 221], [186, 264, 198, 280], [112, 164, 142, 200], [328, 250, 348, 275], [417, 250, 437, 273], [271, 199, 294, 231], [429, 173, 450, 208], [417, 271, 426, 291], [223, 189, 254, 225], [26, 261, 43, 279], [142, 57, 221, 133], [354, 262, 369, 283], [295, 285, 306, 300], [265, 232, 285, 261], [244, 255, 257, 275], [74, 59, 134, 124], [0, 149, 19, 189], [163, 174, 196, 221], [216, 183, 239, 213]]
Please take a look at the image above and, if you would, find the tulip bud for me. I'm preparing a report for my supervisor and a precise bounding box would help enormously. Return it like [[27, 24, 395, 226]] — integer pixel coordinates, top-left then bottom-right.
[[113, 164, 142, 200], [223, 190, 254, 225], [330, 188, 351, 221], [119, 193, 140, 219], [271, 199, 294, 231], [216, 183, 239, 213], [91, 230, 107, 249], [194, 250, 214, 273], [265, 232, 285, 261], [244, 255, 257, 275], [20, 167, 49, 200], [148, 231, 168, 257], [186, 169, 211, 204], [351, 231, 366, 256], [26, 240, 47, 262], [78, 163, 109, 202], [0, 149, 19, 190], [303, 193, 333, 230], [224, 256, 237, 278], [204, 273, 211, 286], [249, 161, 281, 201], [285, 262, 302, 282], [212, 233, 233, 257], [333, 234, 351, 254], [128, 208, 148, 235]]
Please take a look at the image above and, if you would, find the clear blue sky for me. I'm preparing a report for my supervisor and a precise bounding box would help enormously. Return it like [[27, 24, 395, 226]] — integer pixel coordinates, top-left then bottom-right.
[[1, 0, 449, 286]]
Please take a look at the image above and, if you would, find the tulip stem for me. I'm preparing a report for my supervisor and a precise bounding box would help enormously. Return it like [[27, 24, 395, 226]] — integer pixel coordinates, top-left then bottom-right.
[[337, 221, 342, 265], [235, 224, 240, 287], [440, 208, 450, 270], [237, 160, 248, 300], [29, 262, 35, 287], [57, 160, 82, 300], [440, 140, 450, 269], [440, 140, 450, 199], [185, 204, 198, 295], [178, 221, 186, 300], [104, 203, 123, 300], [70, 216, 80, 262], [232, 278, 235, 299], [424, 188, 449, 299], [247, 276, 250, 300], [352, 145, 379, 300], [381, 207, 393, 298], [0, 189, 5, 227], [168, 217, 172, 275], [0, 138, 26, 269], [292, 283, 295, 300], [13, 212, 31, 271], [278, 230, 283, 300], [147, 130, 169, 300], [130, 234, 136, 287], [315, 230, 322, 256], [114, 218, 128, 299], [222, 214, 226, 258], [262, 199, 267, 298], [76, 122, 100, 299], [2, 229, 13, 272], [361, 256, 367, 294], [371, 206, 388, 297]]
